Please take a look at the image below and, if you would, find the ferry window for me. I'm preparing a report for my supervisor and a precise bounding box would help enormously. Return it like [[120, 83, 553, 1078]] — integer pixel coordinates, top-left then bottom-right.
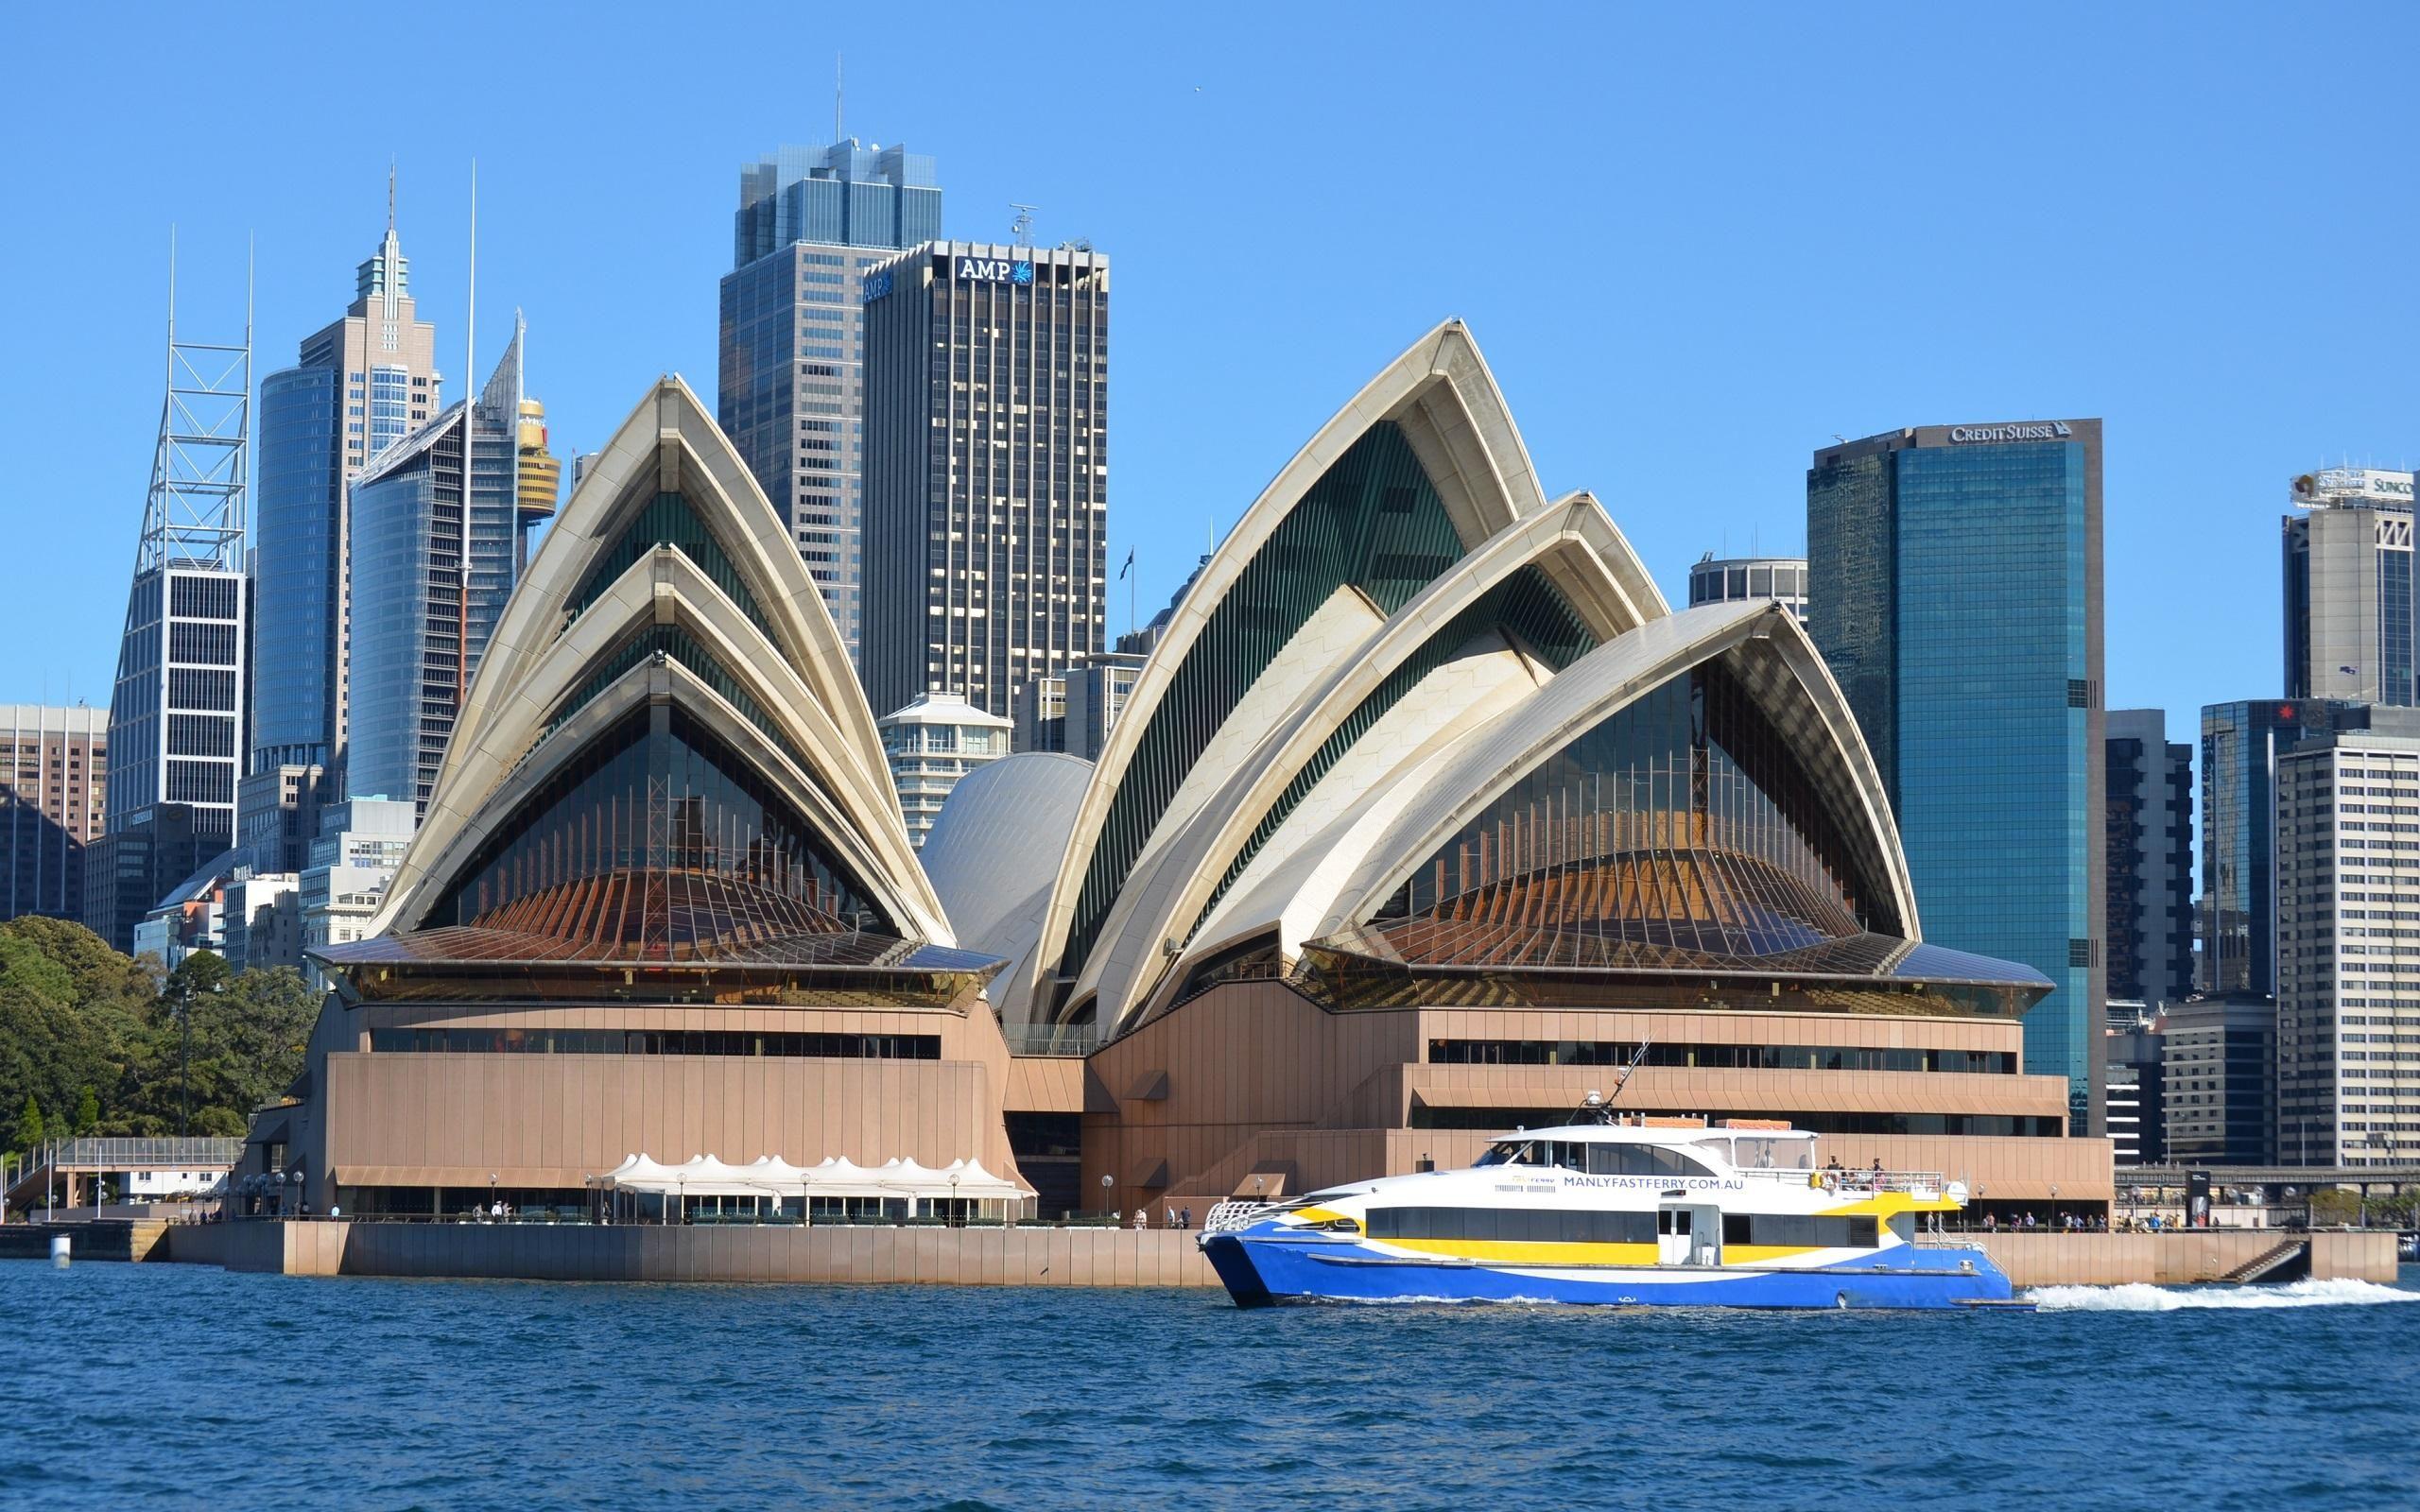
[[1476, 1141, 1540, 1167], [1548, 1142, 1585, 1171], [1734, 1139, 1772, 1169], [1586, 1144, 1621, 1176], [1852, 1217, 1880, 1246]]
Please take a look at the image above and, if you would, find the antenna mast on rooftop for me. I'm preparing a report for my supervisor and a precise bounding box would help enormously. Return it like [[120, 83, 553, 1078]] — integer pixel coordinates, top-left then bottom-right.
[[134, 227, 251, 576], [1010, 203, 1038, 248]]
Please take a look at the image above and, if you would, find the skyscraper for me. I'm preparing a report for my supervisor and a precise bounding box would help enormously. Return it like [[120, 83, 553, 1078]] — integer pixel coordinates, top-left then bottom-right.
[[2, 705, 107, 923], [2274, 710, 2420, 1167], [345, 321, 551, 817], [86, 259, 251, 952], [249, 182, 442, 817], [1807, 420, 2104, 1129], [861, 241, 1110, 720], [2104, 709, 2193, 1008], [2198, 697, 2363, 995], [2283, 468, 2416, 707], [717, 141, 942, 657]]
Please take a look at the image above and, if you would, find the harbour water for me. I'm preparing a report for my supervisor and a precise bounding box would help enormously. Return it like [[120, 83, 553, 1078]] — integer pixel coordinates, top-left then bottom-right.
[[1, 1262, 2414, 1509]]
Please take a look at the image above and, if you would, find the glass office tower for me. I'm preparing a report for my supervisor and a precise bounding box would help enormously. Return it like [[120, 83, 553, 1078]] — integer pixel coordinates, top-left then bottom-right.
[[717, 141, 942, 660], [2199, 697, 2365, 996], [345, 332, 540, 817], [1808, 421, 2104, 1130], [249, 206, 442, 777]]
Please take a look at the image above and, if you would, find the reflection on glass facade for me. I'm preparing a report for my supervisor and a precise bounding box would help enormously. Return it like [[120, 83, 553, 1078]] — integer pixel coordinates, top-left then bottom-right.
[[347, 389, 521, 817], [2198, 698, 2360, 996], [432, 707, 890, 942], [252, 367, 341, 765], [1809, 425, 2101, 1125], [1806, 454, 1894, 793], [1379, 661, 1878, 965]]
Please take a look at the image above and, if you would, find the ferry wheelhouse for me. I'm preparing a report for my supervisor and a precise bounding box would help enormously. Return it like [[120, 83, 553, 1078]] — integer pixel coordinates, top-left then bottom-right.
[[1198, 1112, 2020, 1311]]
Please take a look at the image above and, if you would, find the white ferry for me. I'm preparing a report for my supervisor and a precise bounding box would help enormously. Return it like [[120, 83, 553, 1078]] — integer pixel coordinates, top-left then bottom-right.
[[1198, 1108, 2023, 1311]]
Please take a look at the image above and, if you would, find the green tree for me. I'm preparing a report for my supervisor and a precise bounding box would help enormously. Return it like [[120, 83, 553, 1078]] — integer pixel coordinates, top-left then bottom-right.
[[73, 1084, 98, 1136], [12, 1091, 41, 1155], [0, 926, 126, 1144]]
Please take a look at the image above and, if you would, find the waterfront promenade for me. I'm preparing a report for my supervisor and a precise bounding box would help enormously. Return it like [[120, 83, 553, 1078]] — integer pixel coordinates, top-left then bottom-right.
[[142, 1219, 2401, 1288]]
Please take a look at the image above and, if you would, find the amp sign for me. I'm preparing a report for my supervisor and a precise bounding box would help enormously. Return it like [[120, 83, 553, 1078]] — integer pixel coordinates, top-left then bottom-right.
[[956, 255, 1035, 286]]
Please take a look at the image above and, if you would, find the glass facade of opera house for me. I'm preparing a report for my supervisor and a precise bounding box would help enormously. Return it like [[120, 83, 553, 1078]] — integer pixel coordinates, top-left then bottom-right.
[[233, 334, 2117, 1238]]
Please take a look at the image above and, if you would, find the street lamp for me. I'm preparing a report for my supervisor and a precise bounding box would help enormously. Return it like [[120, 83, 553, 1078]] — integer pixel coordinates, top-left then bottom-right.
[[949, 1170, 961, 1228], [176, 978, 226, 1138], [1099, 1172, 1114, 1223]]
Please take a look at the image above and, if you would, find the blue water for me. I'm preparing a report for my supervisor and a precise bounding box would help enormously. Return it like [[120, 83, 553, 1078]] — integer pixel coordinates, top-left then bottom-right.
[[2, 1263, 2416, 1510]]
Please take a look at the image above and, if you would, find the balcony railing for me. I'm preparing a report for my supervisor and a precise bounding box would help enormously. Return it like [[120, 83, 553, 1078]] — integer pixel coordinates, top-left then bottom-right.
[[37, 1138, 246, 1169], [999, 1026, 1100, 1057]]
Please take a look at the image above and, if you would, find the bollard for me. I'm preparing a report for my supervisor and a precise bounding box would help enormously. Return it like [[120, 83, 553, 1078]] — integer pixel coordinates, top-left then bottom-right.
[[50, 1233, 70, 1268]]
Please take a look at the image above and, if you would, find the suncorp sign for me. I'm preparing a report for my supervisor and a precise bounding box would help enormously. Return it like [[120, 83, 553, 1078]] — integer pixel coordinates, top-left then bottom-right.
[[2294, 468, 2416, 507], [956, 255, 1034, 286], [1947, 421, 2074, 444]]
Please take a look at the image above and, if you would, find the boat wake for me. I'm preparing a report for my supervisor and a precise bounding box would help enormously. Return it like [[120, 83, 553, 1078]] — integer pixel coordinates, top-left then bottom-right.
[[2025, 1278, 2420, 1312]]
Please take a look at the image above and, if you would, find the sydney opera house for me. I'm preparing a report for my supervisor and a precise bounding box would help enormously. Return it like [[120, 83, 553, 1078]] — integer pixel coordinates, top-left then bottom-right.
[[238, 323, 2111, 1227]]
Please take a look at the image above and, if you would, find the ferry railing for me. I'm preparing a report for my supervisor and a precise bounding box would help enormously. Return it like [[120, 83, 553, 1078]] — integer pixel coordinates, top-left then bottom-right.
[[1202, 1199, 1279, 1233], [1734, 1167, 1952, 1198]]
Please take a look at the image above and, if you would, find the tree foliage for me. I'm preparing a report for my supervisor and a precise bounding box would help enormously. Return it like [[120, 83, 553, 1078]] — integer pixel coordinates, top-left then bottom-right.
[[0, 919, 321, 1156]]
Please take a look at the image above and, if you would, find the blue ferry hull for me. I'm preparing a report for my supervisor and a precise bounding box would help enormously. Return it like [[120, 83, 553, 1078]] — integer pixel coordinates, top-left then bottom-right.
[[1201, 1232, 2015, 1311]]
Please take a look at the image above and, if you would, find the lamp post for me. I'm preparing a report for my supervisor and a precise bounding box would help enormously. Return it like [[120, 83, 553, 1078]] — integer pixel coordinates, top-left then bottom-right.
[[949, 1171, 961, 1228], [175, 977, 222, 1138], [290, 1168, 304, 1218], [2048, 1183, 2060, 1232], [1099, 1172, 1114, 1224], [489, 1172, 499, 1223]]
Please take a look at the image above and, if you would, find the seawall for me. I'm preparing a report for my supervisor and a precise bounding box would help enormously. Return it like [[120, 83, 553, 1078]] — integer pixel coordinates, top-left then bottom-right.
[[0, 1220, 172, 1263], [1967, 1228, 2402, 1286], [166, 1220, 1221, 1286], [154, 1222, 2408, 1287]]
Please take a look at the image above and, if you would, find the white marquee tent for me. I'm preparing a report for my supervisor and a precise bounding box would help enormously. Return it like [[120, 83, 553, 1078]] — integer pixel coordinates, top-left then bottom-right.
[[589, 1152, 1031, 1220]]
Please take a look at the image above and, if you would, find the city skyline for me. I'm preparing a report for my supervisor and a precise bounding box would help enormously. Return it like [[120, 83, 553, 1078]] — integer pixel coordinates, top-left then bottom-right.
[[3, 6, 2416, 792]]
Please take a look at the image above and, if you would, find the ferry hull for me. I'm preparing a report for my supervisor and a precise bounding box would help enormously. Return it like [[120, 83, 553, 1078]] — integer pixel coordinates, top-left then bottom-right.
[[1201, 1232, 2015, 1311]]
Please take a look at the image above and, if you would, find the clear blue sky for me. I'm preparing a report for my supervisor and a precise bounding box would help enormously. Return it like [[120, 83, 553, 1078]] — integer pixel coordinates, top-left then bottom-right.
[[3, 2, 2414, 761]]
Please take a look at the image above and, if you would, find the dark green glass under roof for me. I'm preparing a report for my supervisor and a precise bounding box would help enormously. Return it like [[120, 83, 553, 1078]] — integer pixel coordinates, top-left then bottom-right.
[[567, 492, 777, 645], [1054, 420, 1471, 1003], [544, 622, 821, 788]]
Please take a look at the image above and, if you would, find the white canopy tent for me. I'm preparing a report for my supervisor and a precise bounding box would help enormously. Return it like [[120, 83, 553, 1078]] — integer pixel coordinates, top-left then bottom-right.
[[588, 1152, 1034, 1224]]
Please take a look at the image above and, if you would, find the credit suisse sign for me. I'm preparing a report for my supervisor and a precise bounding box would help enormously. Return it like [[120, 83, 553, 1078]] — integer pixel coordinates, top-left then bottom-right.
[[1946, 421, 2074, 444]]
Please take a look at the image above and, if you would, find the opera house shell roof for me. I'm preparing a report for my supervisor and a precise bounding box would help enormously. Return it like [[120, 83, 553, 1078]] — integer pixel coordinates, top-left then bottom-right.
[[321, 375, 994, 1001], [926, 321, 2049, 1040]]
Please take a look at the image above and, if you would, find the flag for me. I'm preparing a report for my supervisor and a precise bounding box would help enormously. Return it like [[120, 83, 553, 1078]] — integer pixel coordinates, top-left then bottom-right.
[[1119, 548, 1134, 580]]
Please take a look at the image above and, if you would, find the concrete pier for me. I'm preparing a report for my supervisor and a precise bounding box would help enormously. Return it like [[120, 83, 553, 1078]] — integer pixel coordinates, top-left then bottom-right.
[[166, 1220, 1221, 1287], [153, 1221, 2406, 1288]]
